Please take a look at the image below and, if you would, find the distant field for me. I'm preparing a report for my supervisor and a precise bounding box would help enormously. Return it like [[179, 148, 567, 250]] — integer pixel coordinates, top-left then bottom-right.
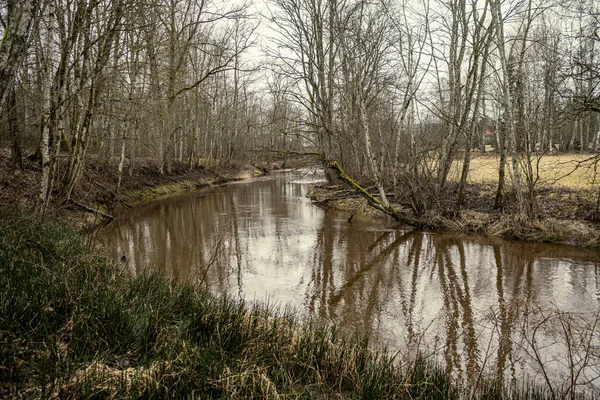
[[449, 153, 600, 189]]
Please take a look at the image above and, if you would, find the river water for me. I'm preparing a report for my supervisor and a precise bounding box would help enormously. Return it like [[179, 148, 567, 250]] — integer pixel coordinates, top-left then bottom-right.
[[98, 169, 600, 393]]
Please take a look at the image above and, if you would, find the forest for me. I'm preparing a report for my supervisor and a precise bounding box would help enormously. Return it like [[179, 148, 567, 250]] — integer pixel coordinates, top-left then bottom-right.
[[1, 0, 600, 231]]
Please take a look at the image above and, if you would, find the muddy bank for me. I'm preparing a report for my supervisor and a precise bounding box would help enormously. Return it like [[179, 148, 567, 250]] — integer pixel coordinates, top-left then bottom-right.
[[308, 183, 600, 249]]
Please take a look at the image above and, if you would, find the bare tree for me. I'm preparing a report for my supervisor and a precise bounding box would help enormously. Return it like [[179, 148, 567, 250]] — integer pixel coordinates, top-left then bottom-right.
[[0, 0, 39, 107], [338, 1, 394, 206], [490, 0, 532, 216], [0, 0, 39, 174], [266, 0, 339, 179]]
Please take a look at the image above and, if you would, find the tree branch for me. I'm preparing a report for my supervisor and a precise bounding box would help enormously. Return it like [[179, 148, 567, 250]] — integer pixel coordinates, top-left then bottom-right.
[[328, 161, 425, 228]]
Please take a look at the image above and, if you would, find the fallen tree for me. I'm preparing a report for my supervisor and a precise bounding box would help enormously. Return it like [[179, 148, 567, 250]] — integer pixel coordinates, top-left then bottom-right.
[[70, 199, 115, 222], [327, 161, 428, 228]]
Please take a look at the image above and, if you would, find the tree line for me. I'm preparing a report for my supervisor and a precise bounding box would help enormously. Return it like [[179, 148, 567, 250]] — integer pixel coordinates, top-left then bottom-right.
[[265, 0, 600, 219], [0, 0, 283, 212], [1, 0, 599, 218]]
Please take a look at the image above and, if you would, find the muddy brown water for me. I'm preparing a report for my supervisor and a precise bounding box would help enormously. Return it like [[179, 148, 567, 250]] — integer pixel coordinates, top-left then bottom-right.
[[97, 169, 600, 393]]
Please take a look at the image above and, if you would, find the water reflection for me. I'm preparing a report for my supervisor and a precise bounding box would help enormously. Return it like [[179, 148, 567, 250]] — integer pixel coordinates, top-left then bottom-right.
[[98, 170, 600, 393]]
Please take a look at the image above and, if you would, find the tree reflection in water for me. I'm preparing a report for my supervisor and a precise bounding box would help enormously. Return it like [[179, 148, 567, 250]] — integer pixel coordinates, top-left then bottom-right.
[[99, 170, 600, 394]]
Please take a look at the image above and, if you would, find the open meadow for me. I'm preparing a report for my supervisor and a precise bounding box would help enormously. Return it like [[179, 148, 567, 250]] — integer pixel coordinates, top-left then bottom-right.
[[451, 153, 600, 189]]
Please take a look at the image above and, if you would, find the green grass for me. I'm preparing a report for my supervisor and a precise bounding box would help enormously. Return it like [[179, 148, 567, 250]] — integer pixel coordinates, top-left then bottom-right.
[[0, 210, 454, 398], [0, 210, 551, 398], [124, 180, 208, 204]]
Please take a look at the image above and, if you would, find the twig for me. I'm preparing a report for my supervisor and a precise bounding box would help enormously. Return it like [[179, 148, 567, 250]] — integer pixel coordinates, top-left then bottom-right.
[[70, 199, 115, 221]]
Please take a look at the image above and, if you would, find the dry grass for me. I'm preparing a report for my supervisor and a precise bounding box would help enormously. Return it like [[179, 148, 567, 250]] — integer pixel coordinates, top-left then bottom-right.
[[68, 361, 174, 398], [449, 153, 600, 189]]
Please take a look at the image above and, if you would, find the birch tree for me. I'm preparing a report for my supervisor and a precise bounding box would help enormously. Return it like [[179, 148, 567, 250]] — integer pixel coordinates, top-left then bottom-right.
[[382, 0, 431, 195], [490, 0, 538, 216], [433, 0, 494, 198], [62, 0, 125, 202], [338, 1, 394, 206], [490, 0, 525, 215], [0, 0, 39, 174], [267, 0, 339, 178], [0, 0, 39, 107]]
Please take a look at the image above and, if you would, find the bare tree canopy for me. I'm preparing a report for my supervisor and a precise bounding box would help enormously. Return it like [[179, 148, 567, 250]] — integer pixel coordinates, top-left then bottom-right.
[[1, 0, 599, 220]]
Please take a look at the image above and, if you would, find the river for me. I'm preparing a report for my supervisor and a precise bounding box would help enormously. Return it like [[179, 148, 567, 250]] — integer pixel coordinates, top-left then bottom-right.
[[97, 169, 600, 394]]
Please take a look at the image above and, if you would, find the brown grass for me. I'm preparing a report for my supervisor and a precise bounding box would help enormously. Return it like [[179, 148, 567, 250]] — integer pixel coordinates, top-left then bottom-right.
[[449, 153, 600, 189]]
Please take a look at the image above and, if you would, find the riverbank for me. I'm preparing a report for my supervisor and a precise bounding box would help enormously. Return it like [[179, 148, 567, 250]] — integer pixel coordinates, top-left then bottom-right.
[[1, 210, 467, 398], [309, 179, 600, 249], [0, 149, 269, 229], [0, 175, 578, 398]]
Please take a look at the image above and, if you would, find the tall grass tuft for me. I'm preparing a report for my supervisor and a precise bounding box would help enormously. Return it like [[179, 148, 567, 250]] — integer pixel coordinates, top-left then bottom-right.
[[0, 210, 551, 398]]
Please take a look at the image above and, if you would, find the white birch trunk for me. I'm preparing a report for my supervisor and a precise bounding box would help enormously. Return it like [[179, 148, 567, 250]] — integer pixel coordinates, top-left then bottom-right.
[[491, 0, 525, 215], [0, 0, 37, 107], [38, 120, 51, 213], [360, 100, 389, 208], [117, 133, 127, 191]]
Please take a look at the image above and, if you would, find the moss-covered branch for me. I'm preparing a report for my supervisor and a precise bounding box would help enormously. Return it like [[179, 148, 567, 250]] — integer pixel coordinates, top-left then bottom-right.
[[328, 161, 425, 228]]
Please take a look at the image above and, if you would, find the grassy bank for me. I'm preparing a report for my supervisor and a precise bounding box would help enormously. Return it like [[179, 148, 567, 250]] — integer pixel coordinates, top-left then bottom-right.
[[310, 184, 600, 248], [0, 211, 556, 399], [1, 210, 466, 399]]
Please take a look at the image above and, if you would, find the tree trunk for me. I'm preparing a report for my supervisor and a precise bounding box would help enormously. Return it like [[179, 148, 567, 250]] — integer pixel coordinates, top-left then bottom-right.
[[457, 146, 472, 208], [491, 0, 526, 216], [360, 101, 390, 208], [117, 130, 127, 193], [494, 127, 507, 210], [458, 18, 493, 208], [7, 87, 23, 174], [38, 114, 52, 213], [328, 161, 425, 228], [0, 0, 38, 107]]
